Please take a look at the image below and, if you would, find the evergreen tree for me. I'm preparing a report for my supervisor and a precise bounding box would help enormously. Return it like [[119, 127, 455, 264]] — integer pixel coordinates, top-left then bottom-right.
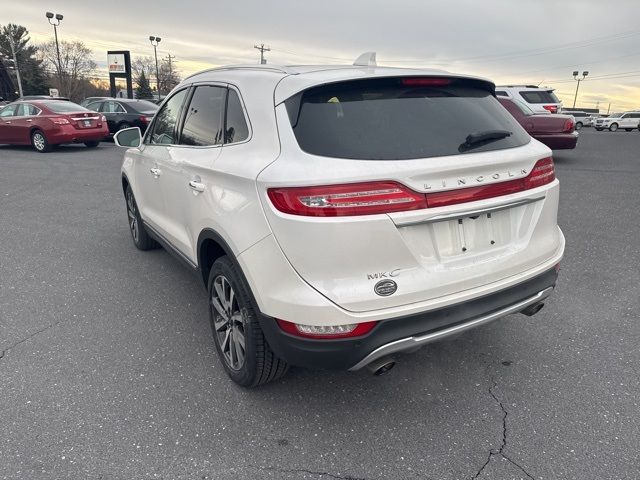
[[0, 24, 48, 96], [135, 70, 153, 99]]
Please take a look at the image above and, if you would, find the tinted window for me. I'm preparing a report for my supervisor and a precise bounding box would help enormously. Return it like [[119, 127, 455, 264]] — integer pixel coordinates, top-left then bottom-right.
[[44, 102, 88, 113], [495, 90, 508, 96], [225, 89, 249, 144], [287, 78, 529, 160], [133, 100, 159, 113], [103, 101, 126, 113], [519, 90, 560, 104], [149, 88, 188, 145], [86, 102, 102, 112], [180, 86, 226, 146], [0, 105, 16, 117]]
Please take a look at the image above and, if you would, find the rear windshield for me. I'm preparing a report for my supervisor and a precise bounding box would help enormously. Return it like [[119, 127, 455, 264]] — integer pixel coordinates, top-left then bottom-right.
[[44, 101, 89, 113], [285, 77, 529, 160], [134, 100, 159, 112], [519, 90, 560, 104]]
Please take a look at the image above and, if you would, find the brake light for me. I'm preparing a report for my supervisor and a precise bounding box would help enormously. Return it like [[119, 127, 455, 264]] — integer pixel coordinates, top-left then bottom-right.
[[563, 119, 574, 132], [401, 77, 451, 87], [268, 158, 555, 216], [50, 117, 70, 125], [277, 319, 377, 339], [139, 115, 153, 123], [523, 157, 555, 189], [542, 105, 558, 113], [267, 181, 427, 217]]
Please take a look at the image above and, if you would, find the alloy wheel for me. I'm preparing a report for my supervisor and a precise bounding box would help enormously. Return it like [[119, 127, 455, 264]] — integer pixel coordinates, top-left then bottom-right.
[[126, 190, 139, 242], [211, 275, 246, 370], [33, 133, 46, 151]]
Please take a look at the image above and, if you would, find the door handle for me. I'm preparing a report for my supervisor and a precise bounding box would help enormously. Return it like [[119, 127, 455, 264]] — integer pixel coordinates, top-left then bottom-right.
[[4, 121, 10, 124], [189, 180, 205, 192], [26, 119, 33, 123], [150, 168, 161, 177]]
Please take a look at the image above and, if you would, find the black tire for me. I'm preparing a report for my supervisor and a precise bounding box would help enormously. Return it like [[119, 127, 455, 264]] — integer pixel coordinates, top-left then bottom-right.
[[609, 123, 618, 132], [117, 122, 132, 132], [84, 140, 100, 148], [124, 185, 158, 250], [575, 122, 582, 130], [31, 129, 52, 153], [208, 256, 288, 387], [625, 129, 633, 132], [595, 128, 603, 131]]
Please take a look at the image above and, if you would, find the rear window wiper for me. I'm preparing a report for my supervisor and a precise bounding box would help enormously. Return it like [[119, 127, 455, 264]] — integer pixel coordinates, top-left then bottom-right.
[[459, 130, 512, 152]]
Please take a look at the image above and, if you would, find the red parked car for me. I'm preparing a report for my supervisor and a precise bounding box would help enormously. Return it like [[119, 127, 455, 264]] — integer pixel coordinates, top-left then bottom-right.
[[498, 97, 578, 150], [0, 100, 109, 152]]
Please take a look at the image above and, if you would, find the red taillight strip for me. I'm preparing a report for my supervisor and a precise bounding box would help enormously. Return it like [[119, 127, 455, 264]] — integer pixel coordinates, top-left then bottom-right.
[[267, 157, 555, 217]]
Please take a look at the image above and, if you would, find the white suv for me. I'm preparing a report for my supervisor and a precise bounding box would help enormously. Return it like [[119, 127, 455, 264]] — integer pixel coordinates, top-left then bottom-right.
[[496, 85, 563, 114], [594, 112, 640, 131], [115, 63, 565, 386]]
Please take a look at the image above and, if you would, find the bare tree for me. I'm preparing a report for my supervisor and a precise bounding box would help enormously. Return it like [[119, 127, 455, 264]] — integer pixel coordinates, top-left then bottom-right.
[[131, 55, 180, 98], [39, 40, 96, 100]]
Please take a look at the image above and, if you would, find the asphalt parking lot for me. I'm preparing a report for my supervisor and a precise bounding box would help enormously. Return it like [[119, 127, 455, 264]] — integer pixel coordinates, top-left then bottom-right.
[[1, 129, 639, 480]]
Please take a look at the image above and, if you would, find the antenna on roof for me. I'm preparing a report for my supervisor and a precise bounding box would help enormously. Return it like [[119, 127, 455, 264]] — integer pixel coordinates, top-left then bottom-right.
[[353, 52, 377, 67]]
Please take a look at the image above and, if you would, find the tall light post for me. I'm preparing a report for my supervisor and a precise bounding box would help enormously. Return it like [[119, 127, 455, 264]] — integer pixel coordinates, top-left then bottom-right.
[[572, 70, 588, 109], [45, 12, 64, 95], [149, 36, 161, 99]]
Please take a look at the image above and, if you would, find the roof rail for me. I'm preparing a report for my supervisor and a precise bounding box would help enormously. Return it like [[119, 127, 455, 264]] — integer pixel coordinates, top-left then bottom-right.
[[184, 64, 296, 81]]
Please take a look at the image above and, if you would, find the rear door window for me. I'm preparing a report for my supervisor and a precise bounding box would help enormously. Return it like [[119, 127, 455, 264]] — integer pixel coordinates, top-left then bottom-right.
[[519, 90, 560, 104], [224, 89, 249, 144], [0, 105, 16, 117], [179, 85, 226, 146], [286, 77, 529, 160]]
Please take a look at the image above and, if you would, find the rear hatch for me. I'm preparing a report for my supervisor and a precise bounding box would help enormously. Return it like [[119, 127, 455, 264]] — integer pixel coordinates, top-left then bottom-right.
[[259, 75, 561, 313], [519, 89, 562, 113]]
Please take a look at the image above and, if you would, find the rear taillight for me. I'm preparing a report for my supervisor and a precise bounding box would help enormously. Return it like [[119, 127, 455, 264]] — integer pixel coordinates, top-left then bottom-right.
[[563, 119, 574, 132], [277, 319, 377, 339], [50, 117, 70, 125], [268, 158, 555, 217], [139, 115, 153, 123], [543, 105, 558, 113], [523, 157, 555, 189], [267, 181, 427, 217]]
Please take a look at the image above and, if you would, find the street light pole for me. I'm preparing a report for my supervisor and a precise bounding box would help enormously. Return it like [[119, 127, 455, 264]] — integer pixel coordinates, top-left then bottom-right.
[[45, 12, 64, 95], [149, 36, 162, 100], [572, 70, 589, 109], [7, 36, 23, 98]]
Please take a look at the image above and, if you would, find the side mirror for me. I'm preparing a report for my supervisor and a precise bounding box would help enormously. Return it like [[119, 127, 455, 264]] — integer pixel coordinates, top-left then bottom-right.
[[114, 127, 142, 148]]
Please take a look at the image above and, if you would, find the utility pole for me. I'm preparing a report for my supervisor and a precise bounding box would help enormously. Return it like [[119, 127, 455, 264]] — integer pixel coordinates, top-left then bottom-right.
[[607, 103, 611, 114], [254, 44, 270, 64], [7, 36, 23, 98], [166, 54, 176, 76]]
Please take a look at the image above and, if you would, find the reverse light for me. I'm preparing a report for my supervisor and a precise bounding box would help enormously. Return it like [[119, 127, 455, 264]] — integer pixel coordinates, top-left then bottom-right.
[[277, 319, 377, 339], [267, 181, 427, 217], [268, 158, 555, 216], [101, 115, 107, 122]]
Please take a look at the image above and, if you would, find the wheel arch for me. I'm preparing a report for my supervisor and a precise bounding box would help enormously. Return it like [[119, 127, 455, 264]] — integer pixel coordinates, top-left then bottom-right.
[[197, 228, 238, 288]]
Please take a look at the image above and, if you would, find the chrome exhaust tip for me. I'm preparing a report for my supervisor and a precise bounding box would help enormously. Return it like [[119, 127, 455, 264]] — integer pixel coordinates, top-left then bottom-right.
[[520, 301, 545, 317], [366, 356, 396, 376]]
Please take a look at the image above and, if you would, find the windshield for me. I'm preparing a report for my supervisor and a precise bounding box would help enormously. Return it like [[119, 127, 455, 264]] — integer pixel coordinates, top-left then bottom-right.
[[519, 90, 560, 104], [512, 99, 535, 115], [286, 77, 529, 160], [43, 101, 90, 113], [135, 100, 159, 112]]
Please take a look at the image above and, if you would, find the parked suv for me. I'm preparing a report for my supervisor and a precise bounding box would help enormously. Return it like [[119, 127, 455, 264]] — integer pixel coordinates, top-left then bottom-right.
[[594, 112, 640, 131], [115, 63, 564, 386], [496, 85, 562, 114]]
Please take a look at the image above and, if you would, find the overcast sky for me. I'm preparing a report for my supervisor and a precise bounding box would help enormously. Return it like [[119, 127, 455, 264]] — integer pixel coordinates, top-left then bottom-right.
[[5, 0, 640, 111]]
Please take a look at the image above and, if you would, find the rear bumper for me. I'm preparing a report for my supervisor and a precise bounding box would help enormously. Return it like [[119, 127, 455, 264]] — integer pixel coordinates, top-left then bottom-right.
[[257, 267, 559, 370], [48, 125, 109, 144], [533, 132, 578, 150]]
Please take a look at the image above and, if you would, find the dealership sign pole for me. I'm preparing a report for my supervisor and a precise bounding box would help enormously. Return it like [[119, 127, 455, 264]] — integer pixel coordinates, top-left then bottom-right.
[[107, 51, 133, 99]]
